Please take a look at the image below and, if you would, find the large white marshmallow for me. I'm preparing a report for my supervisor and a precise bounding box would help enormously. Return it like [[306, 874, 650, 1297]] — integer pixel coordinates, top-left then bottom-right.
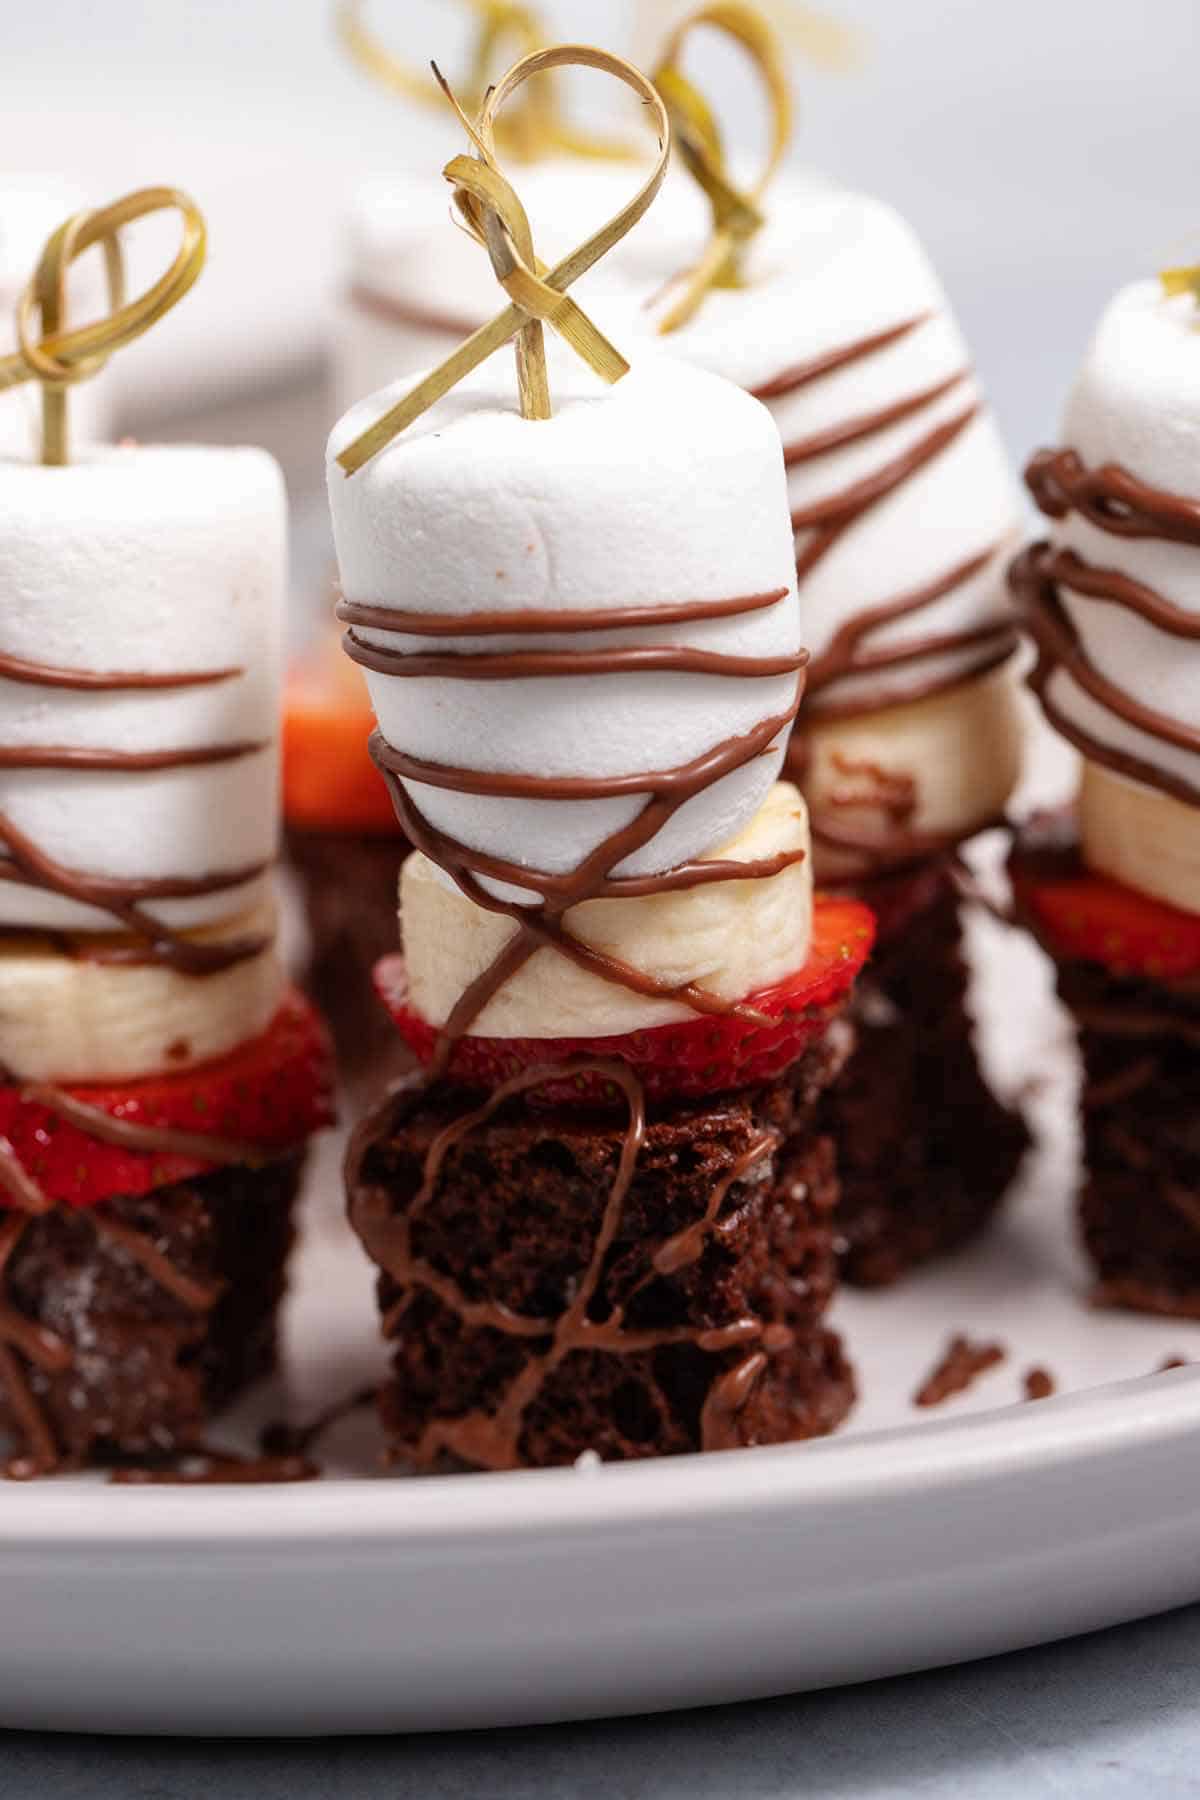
[[327, 356, 803, 899], [1043, 281, 1200, 813], [0, 178, 112, 461], [614, 189, 1026, 716], [0, 444, 286, 931]]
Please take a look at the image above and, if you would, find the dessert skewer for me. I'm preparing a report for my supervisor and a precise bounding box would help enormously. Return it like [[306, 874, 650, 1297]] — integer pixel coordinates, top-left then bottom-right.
[[1010, 267, 1200, 1316], [620, 4, 1031, 1283], [327, 47, 873, 1469], [294, 3, 842, 1092], [0, 179, 112, 460], [0, 191, 333, 1477]]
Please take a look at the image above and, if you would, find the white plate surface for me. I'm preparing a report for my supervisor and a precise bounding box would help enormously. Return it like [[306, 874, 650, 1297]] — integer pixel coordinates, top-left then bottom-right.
[[3, 855, 1200, 1737]]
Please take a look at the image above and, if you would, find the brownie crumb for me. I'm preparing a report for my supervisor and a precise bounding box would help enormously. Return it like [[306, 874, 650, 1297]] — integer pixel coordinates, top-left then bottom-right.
[[914, 1334, 1006, 1408], [1159, 1355, 1190, 1373], [1023, 1367, 1055, 1401]]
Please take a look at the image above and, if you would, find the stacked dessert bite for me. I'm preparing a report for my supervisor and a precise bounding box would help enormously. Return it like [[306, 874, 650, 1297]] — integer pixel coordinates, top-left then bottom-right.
[[329, 338, 873, 1465], [0, 194, 333, 1476], [1010, 274, 1200, 1316], [617, 10, 1032, 1282], [325, 31, 870, 1464]]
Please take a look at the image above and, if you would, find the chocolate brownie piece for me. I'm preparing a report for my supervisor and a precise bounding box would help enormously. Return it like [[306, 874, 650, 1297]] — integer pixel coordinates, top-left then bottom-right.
[[823, 864, 1030, 1286], [286, 826, 408, 1099], [0, 1154, 302, 1474], [1063, 960, 1200, 1316], [348, 1036, 855, 1469]]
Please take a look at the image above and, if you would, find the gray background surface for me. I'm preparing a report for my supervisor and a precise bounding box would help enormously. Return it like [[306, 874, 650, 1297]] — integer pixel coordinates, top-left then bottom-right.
[[4, 0, 1199, 1791]]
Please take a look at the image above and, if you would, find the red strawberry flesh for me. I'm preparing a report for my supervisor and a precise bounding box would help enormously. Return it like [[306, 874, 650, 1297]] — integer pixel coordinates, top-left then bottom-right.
[[376, 895, 875, 1104], [0, 989, 335, 1211]]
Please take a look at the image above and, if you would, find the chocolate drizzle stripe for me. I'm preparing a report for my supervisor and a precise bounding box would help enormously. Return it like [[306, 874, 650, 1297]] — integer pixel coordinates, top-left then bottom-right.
[[753, 307, 1015, 870], [372, 693, 802, 1048], [21, 1084, 274, 1168], [348, 1067, 787, 1469], [806, 543, 1008, 697], [0, 650, 242, 692], [335, 588, 791, 638], [343, 633, 808, 682], [372, 703, 797, 801], [0, 1136, 52, 1213], [782, 368, 971, 466], [749, 312, 931, 403], [1045, 546, 1200, 639], [89, 1213, 225, 1312], [0, 811, 273, 976], [0, 740, 267, 772], [790, 403, 981, 544], [1012, 543, 1200, 807], [347, 281, 483, 341], [1026, 448, 1200, 546]]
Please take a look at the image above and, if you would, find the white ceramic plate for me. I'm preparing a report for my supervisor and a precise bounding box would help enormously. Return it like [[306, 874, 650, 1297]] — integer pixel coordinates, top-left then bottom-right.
[[3, 887, 1200, 1737]]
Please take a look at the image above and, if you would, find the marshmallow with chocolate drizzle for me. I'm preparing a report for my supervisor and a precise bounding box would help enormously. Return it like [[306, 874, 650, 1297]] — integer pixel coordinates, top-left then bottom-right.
[[0, 445, 285, 941], [329, 355, 807, 922], [328, 39, 863, 1466], [1011, 279, 1200, 915], [610, 187, 1027, 878]]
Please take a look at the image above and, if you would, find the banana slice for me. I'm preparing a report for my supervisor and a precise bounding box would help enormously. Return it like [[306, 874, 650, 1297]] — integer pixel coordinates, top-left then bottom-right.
[[0, 904, 286, 1084], [403, 782, 813, 1039], [1079, 761, 1200, 917], [800, 662, 1023, 881]]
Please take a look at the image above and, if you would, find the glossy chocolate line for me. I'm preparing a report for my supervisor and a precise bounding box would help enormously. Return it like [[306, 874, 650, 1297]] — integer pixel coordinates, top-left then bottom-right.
[[22, 1084, 274, 1168], [1012, 544, 1200, 806], [1045, 546, 1200, 638], [0, 855, 269, 905], [373, 697, 801, 1049], [1027, 447, 1200, 546], [347, 281, 481, 341], [801, 640, 1017, 730], [372, 701, 798, 802], [89, 1213, 224, 1312], [342, 632, 808, 683], [782, 368, 970, 467], [0, 649, 242, 692], [790, 403, 981, 550], [749, 313, 931, 403], [0, 812, 272, 976], [753, 307, 1010, 754], [348, 1065, 787, 1470], [0, 739, 267, 773], [0, 1341, 57, 1476], [806, 544, 1005, 697], [0, 1139, 52, 1214], [336, 588, 790, 638]]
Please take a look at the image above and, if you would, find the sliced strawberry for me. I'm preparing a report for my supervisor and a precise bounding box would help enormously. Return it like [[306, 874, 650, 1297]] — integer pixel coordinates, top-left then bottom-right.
[[283, 628, 399, 836], [0, 990, 335, 1211], [376, 896, 875, 1104], [1012, 865, 1200, 982]]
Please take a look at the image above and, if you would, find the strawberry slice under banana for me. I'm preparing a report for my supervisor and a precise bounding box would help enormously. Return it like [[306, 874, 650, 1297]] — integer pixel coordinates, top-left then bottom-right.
[[378, 896, 874, 1104], [0, 990, 335, 1210]]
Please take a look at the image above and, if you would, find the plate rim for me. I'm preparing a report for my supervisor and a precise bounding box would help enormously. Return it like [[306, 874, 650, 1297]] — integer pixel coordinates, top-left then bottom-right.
[[3, 1362, 1197, 1549]]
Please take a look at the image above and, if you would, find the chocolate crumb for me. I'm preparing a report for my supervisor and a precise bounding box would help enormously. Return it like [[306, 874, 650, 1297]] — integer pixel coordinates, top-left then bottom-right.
[[1023, 1367, 1055, 1401], [914, 1334, 1006, 1407], [1159, 1355, 1190, 1372]]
